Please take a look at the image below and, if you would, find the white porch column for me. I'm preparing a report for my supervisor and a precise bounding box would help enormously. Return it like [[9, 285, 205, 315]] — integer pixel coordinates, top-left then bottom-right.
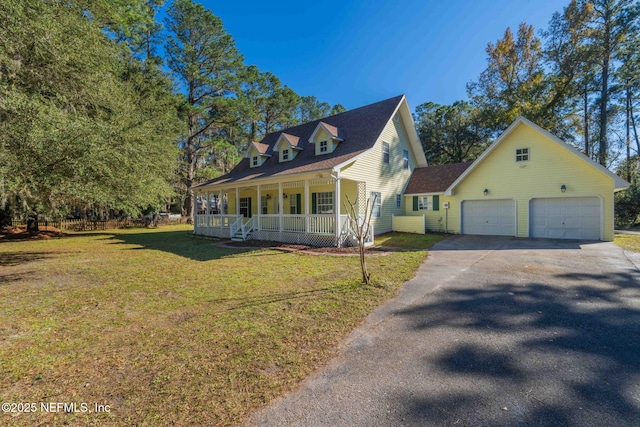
[[205, 191, 210, 228], [219, 190, 224, 220], [304, 179, 310, 233], [235, 187, 240, 217], [335, 172, 341, 246], [257, 185, 261, 230], [278, 182, 283, 232]]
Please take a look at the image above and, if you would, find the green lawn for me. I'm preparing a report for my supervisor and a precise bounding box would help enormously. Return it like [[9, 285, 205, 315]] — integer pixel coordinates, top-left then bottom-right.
[[0, 226, 442, 426], [615, 233, 640, 253], [375, 231, 446, 249]]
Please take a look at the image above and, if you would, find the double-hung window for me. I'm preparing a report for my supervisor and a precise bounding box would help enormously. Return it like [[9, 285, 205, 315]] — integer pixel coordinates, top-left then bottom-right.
[[402, 149, 409, 170], [260, 196, 268, 215], [316, 192, 333, 214], [282, 149, 289, 161], [418, 196, 430, 210], [371, 192, 382, 218], [396, 194, 402, 208], [252, 156, 258, 167], [382, 142, 390, 164], [239, 197, 251, 218]]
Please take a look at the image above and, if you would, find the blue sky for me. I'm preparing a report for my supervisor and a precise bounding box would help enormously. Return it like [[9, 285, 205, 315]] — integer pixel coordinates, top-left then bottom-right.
[[193, 0, 566, 111]]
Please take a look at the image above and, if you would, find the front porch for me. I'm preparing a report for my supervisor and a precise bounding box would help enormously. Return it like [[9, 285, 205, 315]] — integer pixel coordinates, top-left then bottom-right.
[[193, 176, 373, 247]]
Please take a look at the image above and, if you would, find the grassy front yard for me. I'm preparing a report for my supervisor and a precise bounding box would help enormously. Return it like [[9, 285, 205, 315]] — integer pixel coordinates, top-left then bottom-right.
[[615, 233, 640, 253], [0, 226, 443, 426]]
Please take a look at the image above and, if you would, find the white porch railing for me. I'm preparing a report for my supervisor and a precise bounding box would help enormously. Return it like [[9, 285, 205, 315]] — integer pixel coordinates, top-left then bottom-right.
[[258, 215, 280, 231], [241, 216, 255, 239], [254, 214, 337, 234], [195, 214, 372, 245], [229, 216, 244, 237]]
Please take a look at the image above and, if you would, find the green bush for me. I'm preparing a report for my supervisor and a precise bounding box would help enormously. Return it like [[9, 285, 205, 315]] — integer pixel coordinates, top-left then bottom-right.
[[615, 181, 640, 228]]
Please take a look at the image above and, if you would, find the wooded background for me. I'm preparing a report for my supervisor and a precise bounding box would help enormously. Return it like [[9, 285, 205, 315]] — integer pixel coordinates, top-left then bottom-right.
[[1, 0, 638, 227]]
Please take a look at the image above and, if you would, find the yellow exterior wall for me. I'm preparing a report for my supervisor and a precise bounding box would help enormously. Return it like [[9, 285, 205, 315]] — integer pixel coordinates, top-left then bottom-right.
[[403, 195, 454, 233], [216, 182, 361, 217], [340, 116, 416, 234], [447, 123, 615, 240], [392, 215, 425, 234]]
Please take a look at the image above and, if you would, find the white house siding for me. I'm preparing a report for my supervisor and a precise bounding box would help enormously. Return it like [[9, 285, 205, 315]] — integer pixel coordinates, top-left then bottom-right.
[[340, 117, 417, 234]]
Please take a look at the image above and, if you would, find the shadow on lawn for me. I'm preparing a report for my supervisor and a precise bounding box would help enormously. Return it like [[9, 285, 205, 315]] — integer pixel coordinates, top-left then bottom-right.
[[107, 230, 266, 261], [392, 270, 640, 427], [209, 285, 346, 313], [0, 251, 50, 267]]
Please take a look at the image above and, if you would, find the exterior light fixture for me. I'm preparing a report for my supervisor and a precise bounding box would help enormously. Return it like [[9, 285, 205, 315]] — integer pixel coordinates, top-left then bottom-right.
[[561, 185, 566, 193], [283, 193, 288, 199], [483, 189, 489, 196], [265, 194, 271, 200]]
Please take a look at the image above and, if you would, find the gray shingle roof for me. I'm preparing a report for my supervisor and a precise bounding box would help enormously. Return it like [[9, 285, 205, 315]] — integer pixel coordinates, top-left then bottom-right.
[[194, 95, 404, 188]]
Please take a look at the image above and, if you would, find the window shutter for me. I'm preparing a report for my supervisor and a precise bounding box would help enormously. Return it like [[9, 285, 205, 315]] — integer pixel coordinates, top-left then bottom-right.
[[247, 198, 252, 218], [413, 196, 418, 211], [296, 194, 302, 215], [433, 195, 440, 211], [312, 193, 317, 214]]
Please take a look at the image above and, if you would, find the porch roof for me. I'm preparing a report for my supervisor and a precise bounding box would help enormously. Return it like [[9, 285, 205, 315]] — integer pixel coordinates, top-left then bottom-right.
[[193, 95, 404, 189]]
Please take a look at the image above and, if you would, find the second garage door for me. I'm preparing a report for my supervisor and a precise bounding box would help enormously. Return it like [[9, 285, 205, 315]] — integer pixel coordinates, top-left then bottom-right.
[[461, 199, 515, 236], [530, 197, 601, 240]]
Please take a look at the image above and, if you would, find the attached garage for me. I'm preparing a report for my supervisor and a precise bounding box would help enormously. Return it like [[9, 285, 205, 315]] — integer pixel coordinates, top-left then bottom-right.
[[461, 199, 515, 236], [530, 197, 601, 240]]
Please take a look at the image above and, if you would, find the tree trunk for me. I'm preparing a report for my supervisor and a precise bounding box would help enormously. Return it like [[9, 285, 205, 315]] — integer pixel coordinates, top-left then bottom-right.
[[584, 82, 589, 157], [359, 244, 370, 285], [598, 55, 609, 166], [631, 98, 640, 156], [627, 85, 632, 182], [26, 212, 39, 232], [598, 13, 612, 167]]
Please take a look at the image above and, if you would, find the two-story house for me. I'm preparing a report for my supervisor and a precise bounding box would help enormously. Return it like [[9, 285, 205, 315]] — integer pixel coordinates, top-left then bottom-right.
[[192, 95, 426, 246]]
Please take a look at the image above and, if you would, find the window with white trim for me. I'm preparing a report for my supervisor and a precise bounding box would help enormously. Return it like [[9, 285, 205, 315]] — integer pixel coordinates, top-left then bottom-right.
[[402, 149, 409, 170], [319, 140, 328, 153], [282, 149, 289, 161], [289, 194, 300, 214], [261, 196, 268, 215], [418, 196, 430, 210], [382, 142, 390, 164], [316, 191, 333, 214], [516, 148, 529, 162], [239, 197, 250, 218], [396, 194, 402, 208], [371, 192, 381, 218], [252, 156, 258, 167]]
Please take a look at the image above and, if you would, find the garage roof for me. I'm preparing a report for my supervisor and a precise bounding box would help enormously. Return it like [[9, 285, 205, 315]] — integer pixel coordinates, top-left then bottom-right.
[[404, 162, 473, 195]]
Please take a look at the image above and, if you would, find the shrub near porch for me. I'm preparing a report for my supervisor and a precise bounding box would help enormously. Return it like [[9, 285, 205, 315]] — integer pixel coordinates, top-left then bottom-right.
[[0, 226, 442, 426]]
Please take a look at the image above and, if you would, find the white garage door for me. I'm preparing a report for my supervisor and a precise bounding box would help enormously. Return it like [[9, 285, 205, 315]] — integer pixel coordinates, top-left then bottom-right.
[[461, 199, 515, 236], [530, 197, 601, 240]]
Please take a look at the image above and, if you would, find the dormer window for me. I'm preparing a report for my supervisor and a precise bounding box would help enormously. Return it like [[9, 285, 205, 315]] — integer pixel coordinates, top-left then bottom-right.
[[310, 122, 344, 156], [282, 149, 289, 161], [320, 141, 328, 153], [247, 141, 270, 168]]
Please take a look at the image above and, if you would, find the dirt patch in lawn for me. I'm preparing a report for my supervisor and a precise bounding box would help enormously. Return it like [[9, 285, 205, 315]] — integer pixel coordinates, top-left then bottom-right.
[[0, 226, 67, 240]]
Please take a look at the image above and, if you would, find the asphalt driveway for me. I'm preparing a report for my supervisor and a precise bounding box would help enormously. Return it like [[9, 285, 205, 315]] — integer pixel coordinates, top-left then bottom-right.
[[244, 235, 640, 427]]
